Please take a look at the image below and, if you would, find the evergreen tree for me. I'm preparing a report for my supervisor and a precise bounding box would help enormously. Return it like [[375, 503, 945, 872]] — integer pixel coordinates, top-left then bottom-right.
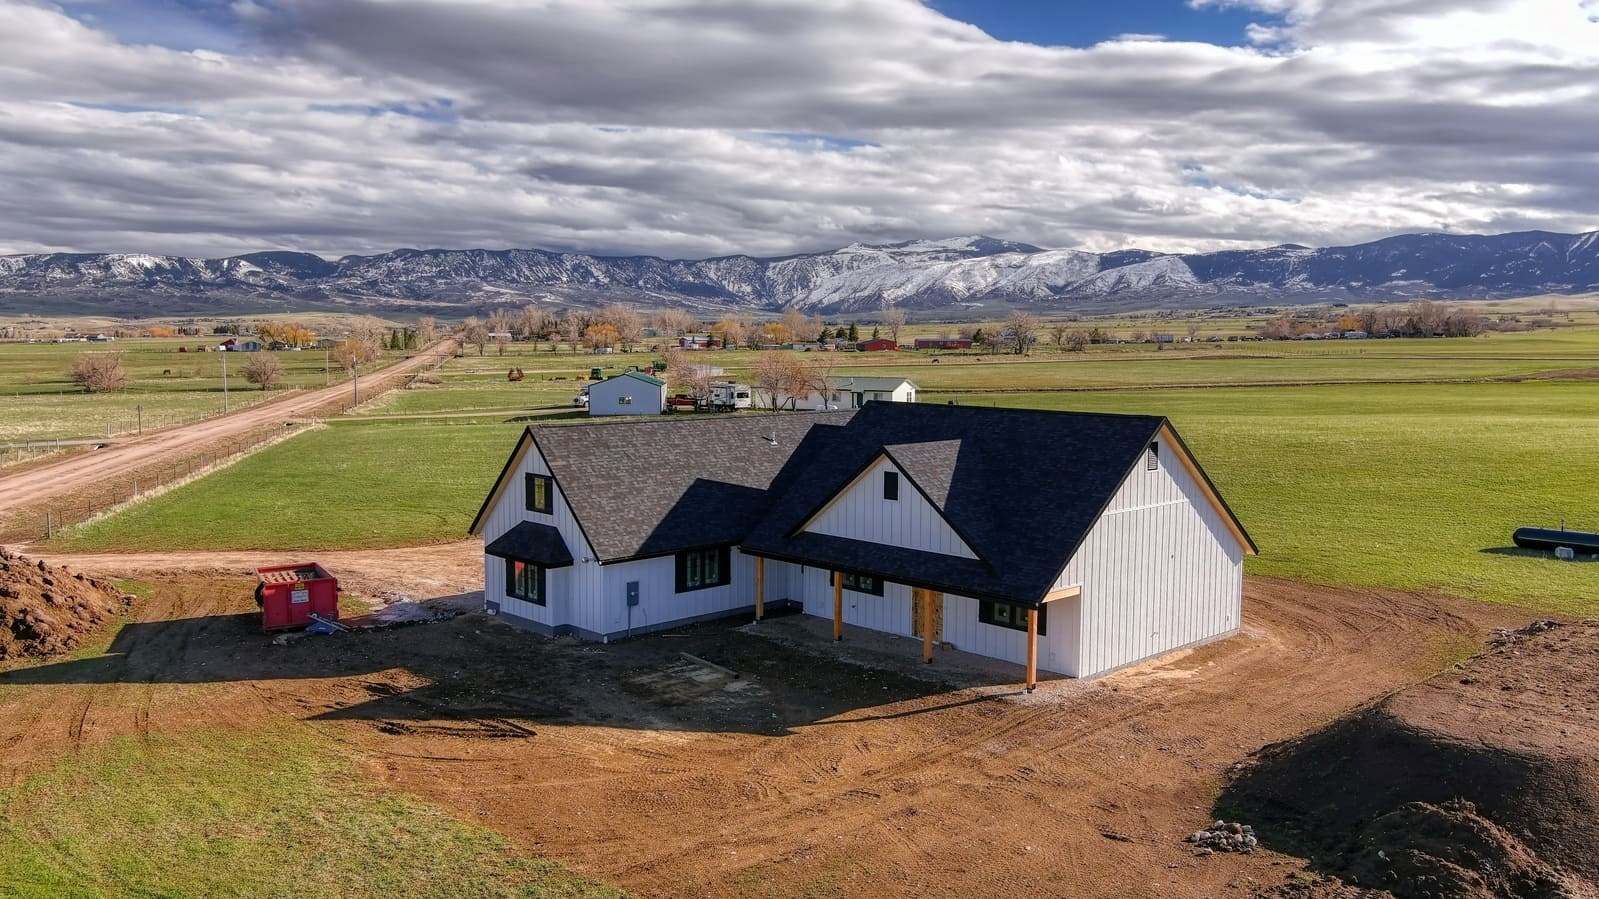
[[872, 326, 880, 339], [848, 322, 859, 341], [972, 327, 985, 344], [818, 326, 832, 341]]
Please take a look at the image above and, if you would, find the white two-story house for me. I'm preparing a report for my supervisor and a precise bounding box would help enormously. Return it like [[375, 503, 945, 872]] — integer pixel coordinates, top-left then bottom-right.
[[469, 402, 1255, 684]]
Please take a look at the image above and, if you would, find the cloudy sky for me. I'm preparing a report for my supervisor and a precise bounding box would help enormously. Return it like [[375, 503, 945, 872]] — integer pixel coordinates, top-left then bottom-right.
[[2, 0, 1596, 260]]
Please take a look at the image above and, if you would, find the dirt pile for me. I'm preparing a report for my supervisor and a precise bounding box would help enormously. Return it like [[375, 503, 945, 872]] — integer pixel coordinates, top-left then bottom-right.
[[1222, 619, 1599, 899], [0, 548, 131, 660]]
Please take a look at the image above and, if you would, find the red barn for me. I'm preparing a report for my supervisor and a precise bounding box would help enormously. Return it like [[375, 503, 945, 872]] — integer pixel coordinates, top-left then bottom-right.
[[857, 338, 898, 352], [914, 337, 972, 350]]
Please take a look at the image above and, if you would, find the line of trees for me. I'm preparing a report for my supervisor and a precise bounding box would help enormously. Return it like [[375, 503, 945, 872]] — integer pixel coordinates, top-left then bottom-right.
[[1261, 300, 1488, 340]]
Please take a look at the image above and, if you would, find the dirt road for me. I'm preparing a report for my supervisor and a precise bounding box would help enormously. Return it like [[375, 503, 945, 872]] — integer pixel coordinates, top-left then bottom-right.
[[0, 570, 1529, 897], [0, 340, 457, 521]]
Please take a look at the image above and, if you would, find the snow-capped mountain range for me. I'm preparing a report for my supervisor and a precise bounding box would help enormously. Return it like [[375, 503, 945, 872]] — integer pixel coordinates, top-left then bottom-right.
[[2, 230, 1597, 317]]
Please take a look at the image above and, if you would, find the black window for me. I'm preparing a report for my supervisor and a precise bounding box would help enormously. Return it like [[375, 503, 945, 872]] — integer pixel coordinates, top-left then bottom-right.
[[979, 599, 1046, 635], [525, 473, 552, 513], [675, 546, 731, 592], [883, 470, 899, 501], [838, 570, 884, 596], [1146, 443, 1159, 471], [504, 558, 546, 606]]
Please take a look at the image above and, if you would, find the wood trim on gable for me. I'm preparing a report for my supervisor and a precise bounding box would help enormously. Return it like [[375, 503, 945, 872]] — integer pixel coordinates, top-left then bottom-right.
[[468, 428, 534, 537], [1156, 422, 1258, 556]]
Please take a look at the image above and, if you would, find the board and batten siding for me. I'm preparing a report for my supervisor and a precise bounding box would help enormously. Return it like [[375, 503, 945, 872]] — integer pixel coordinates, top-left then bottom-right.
[[803, 456, 978, 559], [596, 549, 796, 635], [1052, 433, 1245, 678], [480, 439, 605, 634]]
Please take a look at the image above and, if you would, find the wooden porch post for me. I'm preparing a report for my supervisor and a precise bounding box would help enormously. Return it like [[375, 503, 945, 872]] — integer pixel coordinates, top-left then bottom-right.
[[754, 556, 765, 621], [921, 589, 934, 663], [832, 570, 843, 641], [1025, 607, 1039, 692]]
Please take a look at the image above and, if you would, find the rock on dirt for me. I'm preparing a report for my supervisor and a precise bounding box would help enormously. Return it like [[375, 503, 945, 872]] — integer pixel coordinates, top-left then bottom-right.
[[0, 548, 131, 660], [1185, 820, 1258, 854], [1221, 618, 1599, 899]]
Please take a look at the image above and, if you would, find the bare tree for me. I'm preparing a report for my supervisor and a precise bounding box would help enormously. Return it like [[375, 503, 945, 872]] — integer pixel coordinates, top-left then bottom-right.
[[460, 316, 489, 356], [242, 354, 283, 390], [712, 316, 751, 350], [416, 315, 438, 345], [602, 304, 644, 352], [652, 308, 696, 340], [665, 349, 713, 400], [69, 352, 128, 393], [880, 303, 908, 344], [332, 335, 380, 372], [1005, 310, 1039, 355], [1065, 329, 1090, 352], [559, 312, 584, 353], [518, 305, 553, 343], [1048, 323, 1069, 350], [753, 351, 804, 410], [1185, 321, 1201, 341], [795, 349, 839, 408]]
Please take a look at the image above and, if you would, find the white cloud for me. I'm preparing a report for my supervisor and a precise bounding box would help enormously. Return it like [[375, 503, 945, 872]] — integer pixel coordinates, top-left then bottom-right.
[[0, 0, 1595, 259]]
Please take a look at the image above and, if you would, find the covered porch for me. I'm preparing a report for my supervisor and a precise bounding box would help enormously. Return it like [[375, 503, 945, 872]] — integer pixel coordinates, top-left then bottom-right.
[[747, 554, 1079, 691]]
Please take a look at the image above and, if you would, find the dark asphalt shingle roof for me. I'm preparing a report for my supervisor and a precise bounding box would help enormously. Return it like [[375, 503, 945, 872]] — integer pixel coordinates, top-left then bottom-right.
[[484, 521, 574, 567], [741, 402, 1168, 604], [476, 401, 1249, 605], [527, 411, 856, 561]]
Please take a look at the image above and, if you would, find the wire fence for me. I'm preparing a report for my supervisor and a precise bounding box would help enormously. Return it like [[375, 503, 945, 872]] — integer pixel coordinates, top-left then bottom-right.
[[5, 344, 454, 544], [28, 427, 298, 542]]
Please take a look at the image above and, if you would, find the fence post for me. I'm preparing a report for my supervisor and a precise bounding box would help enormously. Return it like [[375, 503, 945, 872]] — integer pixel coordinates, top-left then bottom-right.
[[45, 511, 51, 539]]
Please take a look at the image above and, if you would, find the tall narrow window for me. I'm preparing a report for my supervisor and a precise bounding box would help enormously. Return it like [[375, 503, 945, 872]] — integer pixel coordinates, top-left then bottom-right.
[[525, 473, 552, 513], [505, 558, 546, 606], [883, 470, 900, 501], [1146, 443, 1160, 471]]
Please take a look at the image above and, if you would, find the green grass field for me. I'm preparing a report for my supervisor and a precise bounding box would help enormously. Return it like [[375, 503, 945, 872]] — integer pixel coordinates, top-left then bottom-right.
[[0, 727, 615, 898], [52, 418, 525, 552], [0, 336, 403, 444], [48, 326, 1599, 613]]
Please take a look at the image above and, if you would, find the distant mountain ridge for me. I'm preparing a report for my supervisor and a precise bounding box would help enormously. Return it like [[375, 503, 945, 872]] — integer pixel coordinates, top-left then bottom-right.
[[2, 229, 1596, 317]]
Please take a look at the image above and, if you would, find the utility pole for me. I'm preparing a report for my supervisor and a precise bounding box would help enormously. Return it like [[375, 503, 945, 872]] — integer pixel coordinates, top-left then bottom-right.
[[353, 365, 360, 405], [221, 349, 229, 413], [325, 348, 330, 386], [136, 404, 142, 435]]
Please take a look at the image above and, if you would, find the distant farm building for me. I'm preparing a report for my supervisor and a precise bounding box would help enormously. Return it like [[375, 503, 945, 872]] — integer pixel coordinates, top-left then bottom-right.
[[678, 334, 713, 349], [857, 338, 898, 352], [915, 337, 972, 350], [757, 376, 917, 411], [587, 370, 667, 416]]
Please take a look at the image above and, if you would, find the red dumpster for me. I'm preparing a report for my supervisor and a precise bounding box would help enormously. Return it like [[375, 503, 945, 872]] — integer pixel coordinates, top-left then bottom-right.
[[255, 563, 339, 632]]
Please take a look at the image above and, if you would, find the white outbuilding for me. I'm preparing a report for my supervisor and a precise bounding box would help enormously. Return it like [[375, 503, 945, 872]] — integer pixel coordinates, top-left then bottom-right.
[[586, 370, 667, 416], [470, 402, 1256, 687]]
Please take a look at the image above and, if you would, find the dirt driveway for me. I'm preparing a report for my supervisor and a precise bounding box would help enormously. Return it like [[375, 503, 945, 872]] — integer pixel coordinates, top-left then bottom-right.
[[0, 573, 1525, 898]]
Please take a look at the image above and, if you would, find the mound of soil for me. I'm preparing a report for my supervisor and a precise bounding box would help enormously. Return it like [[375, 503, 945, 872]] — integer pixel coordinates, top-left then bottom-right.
[[1223, 619, 1599, 899], [0, 548, 131, 660]]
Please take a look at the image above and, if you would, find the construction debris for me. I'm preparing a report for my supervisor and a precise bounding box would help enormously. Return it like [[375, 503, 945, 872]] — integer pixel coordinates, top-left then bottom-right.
[[0, 547, 132, 659]]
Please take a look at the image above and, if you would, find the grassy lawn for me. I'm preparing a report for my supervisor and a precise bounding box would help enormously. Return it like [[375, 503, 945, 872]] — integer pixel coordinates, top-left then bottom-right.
[[933, 380, 1599, 613], [0, 337, 404, 443], [0, 728, 616, 898], [52, 419, 524, 552]]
